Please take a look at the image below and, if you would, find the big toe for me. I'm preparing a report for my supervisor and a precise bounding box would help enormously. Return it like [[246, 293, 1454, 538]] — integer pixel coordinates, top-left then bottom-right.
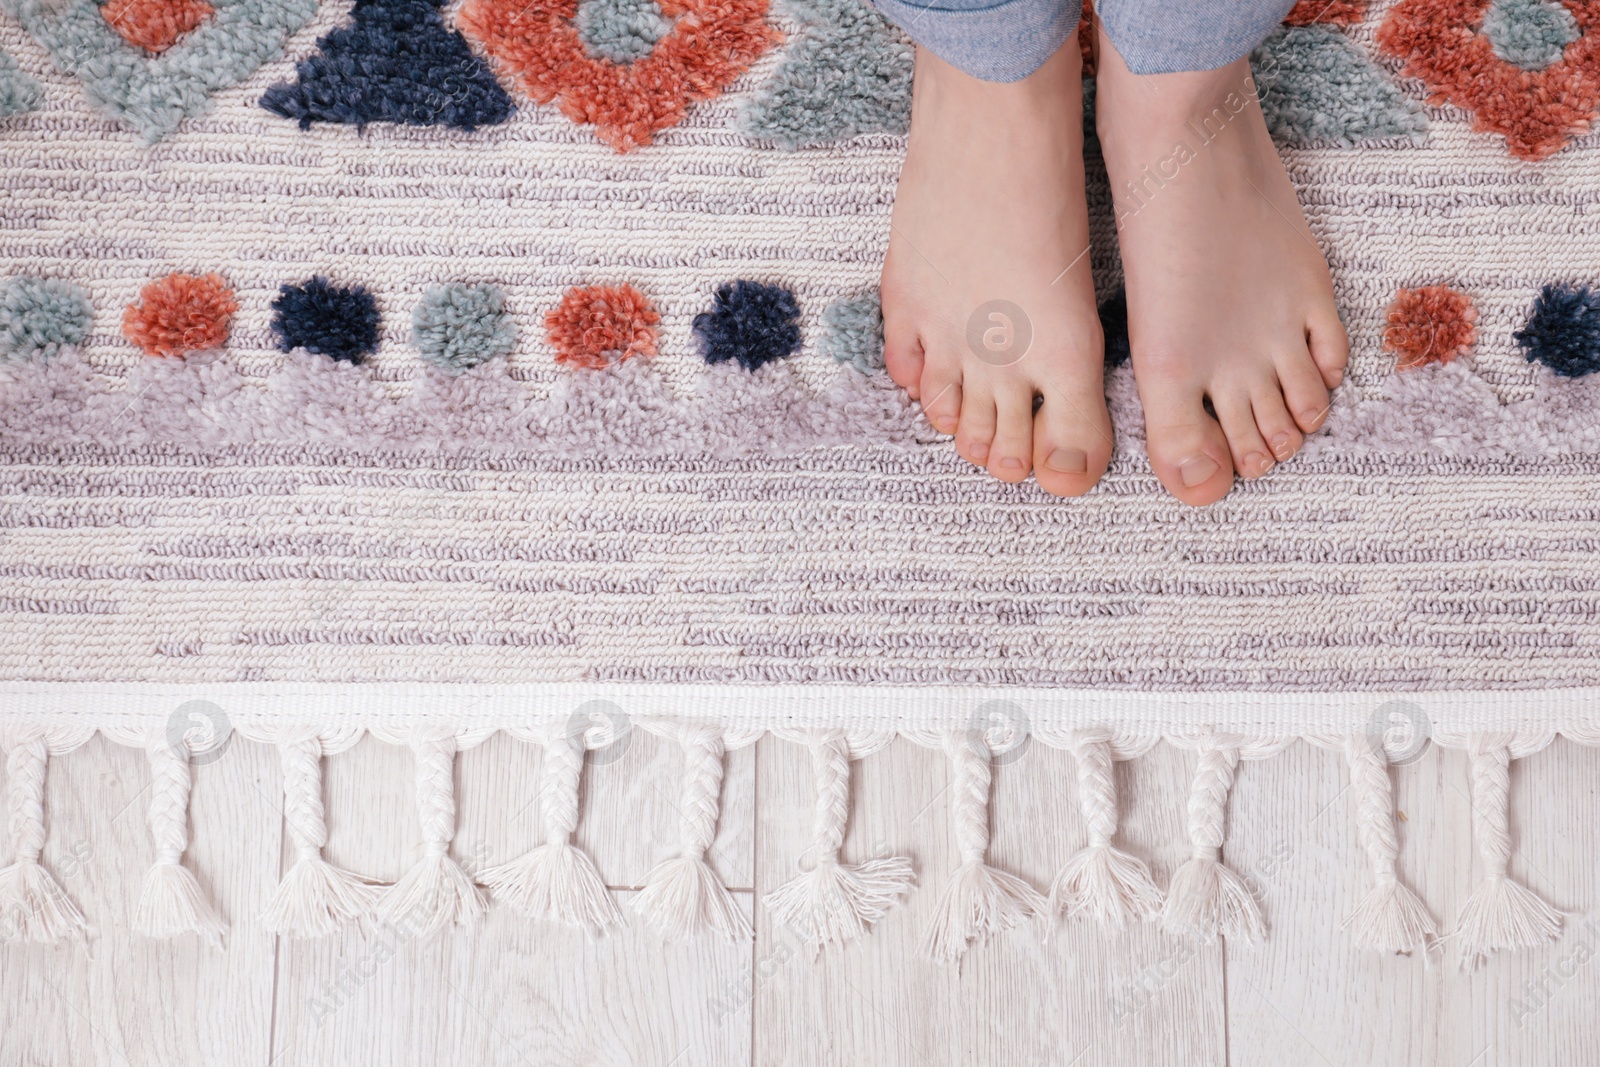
[[1032, 383, 1113, 497], [1139, 380, 1235, 507]]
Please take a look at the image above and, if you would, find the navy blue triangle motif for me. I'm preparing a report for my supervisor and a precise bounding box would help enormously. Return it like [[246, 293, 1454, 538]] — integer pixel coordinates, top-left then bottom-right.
[[262, 0, 514, 130]]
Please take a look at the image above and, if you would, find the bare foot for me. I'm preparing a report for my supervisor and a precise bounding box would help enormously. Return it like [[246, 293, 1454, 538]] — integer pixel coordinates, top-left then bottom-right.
[[1093, 31, 1349, 507], [881, 44, 1112, 496]]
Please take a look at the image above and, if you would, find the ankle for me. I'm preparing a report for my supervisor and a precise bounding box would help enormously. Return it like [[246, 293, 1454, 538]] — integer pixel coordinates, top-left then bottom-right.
[[1094, 35, 1259, 129], [913, 41, 1082, 122]]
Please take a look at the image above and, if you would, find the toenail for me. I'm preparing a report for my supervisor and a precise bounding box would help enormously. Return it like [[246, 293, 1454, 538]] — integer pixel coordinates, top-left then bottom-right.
[[1179, 456, 1219, 487], [1046, 448, 1089, 474], [934, 416, 957, 434], [970, 442, 989, 460], [1271, 433, 1293, 456], [1000, 456, 1024, 470], [1246, 452, 1272, 475], [1299, 408, 1323, 426]]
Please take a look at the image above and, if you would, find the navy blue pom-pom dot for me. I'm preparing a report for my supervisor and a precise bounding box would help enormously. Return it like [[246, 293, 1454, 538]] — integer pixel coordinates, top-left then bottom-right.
[[259, 0, 514, 130], [271, 277, 382, 364], [1099, 288, 1130, 368], [1514, 283, 1600, 378], [693, 281, 802, 371]]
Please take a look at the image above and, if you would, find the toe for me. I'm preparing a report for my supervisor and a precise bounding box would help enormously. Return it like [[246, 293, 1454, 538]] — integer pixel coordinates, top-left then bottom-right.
[[1032, 383, 1112, 497], [1307, 309, 1349, 390], [986, 384, 1035, 483], [883, 309, 925, 398], [1213, 389, 1275, 480], [954, 380, 997, 468], [1251, 382, 1303, 463], [1276, 347, 1333, 435], [919, 361, 962, 436], [1138, 376, 1235, 507]]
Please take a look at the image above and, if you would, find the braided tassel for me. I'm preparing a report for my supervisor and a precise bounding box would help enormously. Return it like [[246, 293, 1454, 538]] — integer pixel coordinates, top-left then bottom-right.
[[763, 732, 915, 956], [1341, 732, 1436, 954], [262, 737, 377, 938], [1049, 732, 1163, 927], [135, 739, 226, 944], [1161, 737, 1262, 943], [922, 729, 1046, 964], [377, 736, 484, 938], [1453, 736, 1560, 969], [634, 725, 749, 941], [480, 730, 620, 932], [0, 739, 88, 943]]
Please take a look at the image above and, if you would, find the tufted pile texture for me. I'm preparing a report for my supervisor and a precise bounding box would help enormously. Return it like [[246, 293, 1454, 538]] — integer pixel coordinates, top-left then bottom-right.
[[0, 276, 92, 359], [270, 277, 381, 363], [694, 280, 803, 370], [1383, 285, 1478, 368], [259, 0, 513, 129], [0, 46, 40, 115], [737, 0, 911, 149], [1252, 24, 1428, 145], [1515, 283, 1600, 377], [99, 0, 215, 53], [122, 273, 238, 357], [412, 283, 517, 371], [575, 0, 672, 63], [817, 292, 884, 374]]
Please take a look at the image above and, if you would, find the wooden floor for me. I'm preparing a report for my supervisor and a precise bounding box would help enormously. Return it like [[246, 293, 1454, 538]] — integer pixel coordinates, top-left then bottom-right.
[[3, 731, 1597, 1066]]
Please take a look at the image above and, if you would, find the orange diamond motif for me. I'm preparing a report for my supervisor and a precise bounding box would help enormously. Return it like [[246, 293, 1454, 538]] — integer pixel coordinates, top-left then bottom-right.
[[456, 0, 780, 152], [1378, 0, 1600, 159], [101, 0, 216, 54]]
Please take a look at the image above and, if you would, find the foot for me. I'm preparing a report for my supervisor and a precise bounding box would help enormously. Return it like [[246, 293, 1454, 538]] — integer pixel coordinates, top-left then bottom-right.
[[1093, 33, 1349, 506], [881, 44, 1112, 496]]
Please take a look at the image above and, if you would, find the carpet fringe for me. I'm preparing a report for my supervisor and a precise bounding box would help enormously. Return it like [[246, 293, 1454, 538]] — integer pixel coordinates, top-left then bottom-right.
[[0, 718, 1586, 965], [764, 731, 915, 955], [1451, 736, 1562, 970]]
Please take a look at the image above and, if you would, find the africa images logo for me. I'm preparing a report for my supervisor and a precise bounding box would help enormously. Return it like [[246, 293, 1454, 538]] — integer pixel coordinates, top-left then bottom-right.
[[165, 699, 233, 765], [1365, 699, 1432, 765]]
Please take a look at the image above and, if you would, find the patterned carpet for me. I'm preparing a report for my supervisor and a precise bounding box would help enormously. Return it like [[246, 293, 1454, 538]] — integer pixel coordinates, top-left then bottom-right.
[[2, 0, 1599, 966], [3, 0, 1598, 690]]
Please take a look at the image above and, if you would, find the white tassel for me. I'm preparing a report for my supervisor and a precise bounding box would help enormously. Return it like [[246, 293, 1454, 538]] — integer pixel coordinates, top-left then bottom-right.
[[377, 736, 485, 938], [1341, 733, 1437, 954], [763, 732, 915, 956], [921, 729, 1046, 964], [633, 724, 749, 941], [1049, 732, 1162, 927], [135, 739, 227, 944], [0, 739, 88, 943], [262, 737, 377, 938], [1453, 737, 1561, 970], [1161, 738, 1262, 943], [480, 730, 620, 931]]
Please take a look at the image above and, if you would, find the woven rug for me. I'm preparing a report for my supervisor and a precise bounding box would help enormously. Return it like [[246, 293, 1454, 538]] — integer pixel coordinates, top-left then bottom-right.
[[1, 0, 1599, 966]]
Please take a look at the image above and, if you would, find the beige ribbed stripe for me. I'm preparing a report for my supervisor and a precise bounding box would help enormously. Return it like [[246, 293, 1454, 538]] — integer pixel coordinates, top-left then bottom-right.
[[1, 444, 1597, 686]]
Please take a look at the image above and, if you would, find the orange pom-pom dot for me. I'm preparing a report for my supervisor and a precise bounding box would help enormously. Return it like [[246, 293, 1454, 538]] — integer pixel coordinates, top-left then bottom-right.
[[122, 273, 238, 357], [544, 284, 660, 369], [1383, 285, 1478, 370], [101, 0, 215, 53]]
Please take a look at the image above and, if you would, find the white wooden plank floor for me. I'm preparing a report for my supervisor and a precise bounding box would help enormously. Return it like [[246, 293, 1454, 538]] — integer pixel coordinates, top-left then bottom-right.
[[3, 731, 1595, 1066]]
